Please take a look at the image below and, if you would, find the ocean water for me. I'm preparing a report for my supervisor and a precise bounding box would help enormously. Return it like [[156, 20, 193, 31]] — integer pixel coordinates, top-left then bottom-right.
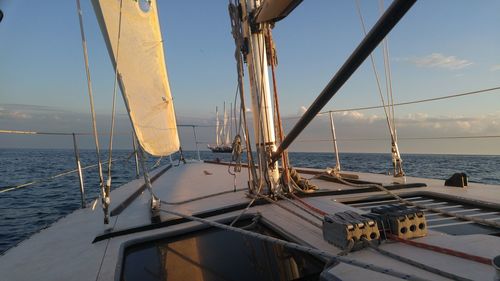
[[0, 148, 499, 254]]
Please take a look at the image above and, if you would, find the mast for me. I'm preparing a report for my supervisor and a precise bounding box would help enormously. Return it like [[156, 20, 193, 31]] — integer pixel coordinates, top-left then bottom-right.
[[215, 106, 220, 146], [223, 102, 229, 145], [229, 102, 233, 144], [240, 0, 280, 192]]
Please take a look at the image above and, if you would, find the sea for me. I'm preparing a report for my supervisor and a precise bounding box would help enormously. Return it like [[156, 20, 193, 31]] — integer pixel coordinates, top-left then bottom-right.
[[1, 148, 499, 254]]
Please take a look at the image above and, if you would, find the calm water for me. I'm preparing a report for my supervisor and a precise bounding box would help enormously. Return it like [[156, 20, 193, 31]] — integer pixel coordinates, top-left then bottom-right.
[[0, 148, 499, 253]]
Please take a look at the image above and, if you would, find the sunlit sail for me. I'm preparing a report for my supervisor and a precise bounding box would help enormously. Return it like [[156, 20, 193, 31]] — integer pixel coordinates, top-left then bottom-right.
[[92, 0, 179, 156]]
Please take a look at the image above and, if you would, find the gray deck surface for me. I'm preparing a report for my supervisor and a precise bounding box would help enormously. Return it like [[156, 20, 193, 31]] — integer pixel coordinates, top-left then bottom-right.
[[1, 161, 499, 280]]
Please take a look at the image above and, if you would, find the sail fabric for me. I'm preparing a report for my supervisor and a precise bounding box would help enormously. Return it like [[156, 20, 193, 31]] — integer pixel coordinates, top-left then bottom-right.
[[254, 0, 303, 23], [92, 0, 179, 156]]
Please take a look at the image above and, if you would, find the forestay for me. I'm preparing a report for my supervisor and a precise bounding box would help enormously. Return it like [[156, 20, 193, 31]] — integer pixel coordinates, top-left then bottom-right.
[[92, 0, 179, 156]]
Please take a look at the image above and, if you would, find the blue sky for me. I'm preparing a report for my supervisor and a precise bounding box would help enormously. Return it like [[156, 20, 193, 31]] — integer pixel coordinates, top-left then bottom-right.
[[0, 0, 499, 154]]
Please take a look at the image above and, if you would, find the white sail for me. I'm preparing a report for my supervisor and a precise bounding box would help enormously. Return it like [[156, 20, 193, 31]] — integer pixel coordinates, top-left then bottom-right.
[[254, 0, 303, 23], [92, 0, 179, 156]]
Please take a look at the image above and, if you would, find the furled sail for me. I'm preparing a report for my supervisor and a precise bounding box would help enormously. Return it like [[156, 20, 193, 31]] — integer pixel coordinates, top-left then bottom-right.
[[92, 0, 179, 156], [254, 0, 303, 24]]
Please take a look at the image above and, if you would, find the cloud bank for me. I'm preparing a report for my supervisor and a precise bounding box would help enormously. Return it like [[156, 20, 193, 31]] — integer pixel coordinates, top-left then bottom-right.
[[401, 53, 473, 70], [1, 104, 499, 154]]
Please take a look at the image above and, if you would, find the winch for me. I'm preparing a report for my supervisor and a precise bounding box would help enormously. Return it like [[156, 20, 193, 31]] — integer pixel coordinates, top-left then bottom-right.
[[369, 204, 427, 239], [323, 205, 427, 251], [322, 211, 380, 251]]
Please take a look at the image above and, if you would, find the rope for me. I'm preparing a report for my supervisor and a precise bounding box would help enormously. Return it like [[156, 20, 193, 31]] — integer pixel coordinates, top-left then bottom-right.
[[227, 134, 243, 191], [229, 1, 259, 193], [230, 134, 243, 173], [150, 156, 163, 170], [387, 234, 492, 266], [363, 238, 473, 281], [282, 86, 500, 120], [289, 192, 328, 216], [276, 193, 324, 221], [137, 145, 160, 212], [229, 197, 258, 227], [160, 208, 431, 281], [257, 195, 322, 229], [228, 173, 267, 227], [266, 25, 291, 188]]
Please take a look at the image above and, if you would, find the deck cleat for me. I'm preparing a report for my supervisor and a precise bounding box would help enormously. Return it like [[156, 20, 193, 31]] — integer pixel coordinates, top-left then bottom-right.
[[323, 211, 380, 251], [370, 204, 427, 239]]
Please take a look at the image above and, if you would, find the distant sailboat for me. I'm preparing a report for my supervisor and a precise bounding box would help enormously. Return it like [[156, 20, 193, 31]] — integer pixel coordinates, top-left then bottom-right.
[[208, 102, 233, 153]]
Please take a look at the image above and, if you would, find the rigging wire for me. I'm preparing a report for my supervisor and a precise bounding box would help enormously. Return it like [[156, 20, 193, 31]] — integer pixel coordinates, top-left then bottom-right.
[[295, 134, 500, 142], [0, 130, 135, 136], [106, 0, 124, 194], [275, 193, 324, 221], [380, 0, 396, 133], [0, 155, 132, 194], [354, 0, 393, 136], [282, 86, 500, 120], [75, 0, 106, 223], [354, 0, 403, 176]]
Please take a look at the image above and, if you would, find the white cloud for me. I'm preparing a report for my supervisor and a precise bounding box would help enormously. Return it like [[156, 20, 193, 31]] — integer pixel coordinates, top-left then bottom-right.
[[490, 64, 500, 71], [406, 53, 473, 70], [0, 110, 32, 119], [340, 111, 365, 120]]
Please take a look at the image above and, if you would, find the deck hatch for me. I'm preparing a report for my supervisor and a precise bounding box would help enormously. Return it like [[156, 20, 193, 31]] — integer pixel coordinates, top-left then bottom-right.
[[120, 218, 325, 281], [345, 195, 500, 235]]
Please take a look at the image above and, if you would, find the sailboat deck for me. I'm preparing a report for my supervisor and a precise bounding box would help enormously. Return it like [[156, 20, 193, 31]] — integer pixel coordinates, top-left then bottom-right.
[[1, 161, 499, 280]]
